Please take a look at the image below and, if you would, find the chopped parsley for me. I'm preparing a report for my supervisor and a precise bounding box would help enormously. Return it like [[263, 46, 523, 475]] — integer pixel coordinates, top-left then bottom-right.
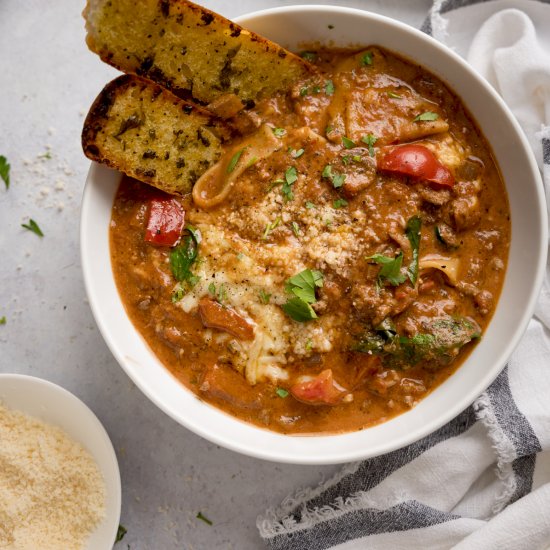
[[291, 221, 301, 237], [321, 165, 346, 188], [361, 51, 373, 66], [272, 127, 286, 137], [291, 148, 305, 159], [196, 512, 213, 526], [276, 387, 289, 398], [259, 290, 272, 304], [300, 86, 309, 97], [226, 148, 245, 173], [312, 85, 321, 94], [366, 253, 407, 286], [333, 198, 348, 209], [406, 216, 422, 284], [171, 288, 185, 302], [342, 136, 356, 149], [282, 166, 298, 201], [0, 317, 6, 325], [361, 134, 378, 157], [325, 80, 335, 96], [300, 51, 316, 62], [208, 282, 227, 303], [414, 111, 439, 122], [263, 217, 281, 239], [387, 91, 402, 99], [169, 226, 201, 290], [0, 156, 10, 189], [305, 338, 313, 351], [282, 268, 324, 322], [305, 201, 316, 209], [115, 524, 127, 543], [21, 219, 43, 237]]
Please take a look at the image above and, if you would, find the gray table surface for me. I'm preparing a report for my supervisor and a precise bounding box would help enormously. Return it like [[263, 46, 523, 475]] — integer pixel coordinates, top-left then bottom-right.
[[0, 1, 430, 548]]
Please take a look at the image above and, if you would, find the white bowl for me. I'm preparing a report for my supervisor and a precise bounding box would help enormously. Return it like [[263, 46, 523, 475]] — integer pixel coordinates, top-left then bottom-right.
[[0, 374, 121, 548], [80, 6, 547, 464]]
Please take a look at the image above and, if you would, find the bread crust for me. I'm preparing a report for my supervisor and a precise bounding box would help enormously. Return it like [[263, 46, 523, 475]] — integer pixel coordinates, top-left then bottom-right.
[[82, 74, 232, 195], [83, 0, 314, 106]]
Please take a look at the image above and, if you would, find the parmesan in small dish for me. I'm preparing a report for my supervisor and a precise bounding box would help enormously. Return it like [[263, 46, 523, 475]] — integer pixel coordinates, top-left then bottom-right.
[[0, 374, 121, 550]]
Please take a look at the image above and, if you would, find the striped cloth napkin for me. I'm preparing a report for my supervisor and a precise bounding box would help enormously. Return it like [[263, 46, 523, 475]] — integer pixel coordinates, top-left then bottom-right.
[[258, 1, 550, 548]]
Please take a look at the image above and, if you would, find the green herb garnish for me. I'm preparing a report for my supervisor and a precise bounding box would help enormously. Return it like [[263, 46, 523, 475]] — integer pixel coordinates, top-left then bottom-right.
[[361, 51, 373, 66], [300, 87, 309, 97], [366, 253, 407, 286], [312, 85, 321, 94], [169, 226, 201, 289], [115, 524, 127, 543], [282, 166, 298, 201], [305, 201, 316, 209], [387, 91, 402, 99], [342, 136, 356, 149], [291, 221, 300, 237], [291, 148, 305, 159], [259, 290, 272, 304], [406, 216, 422, 285], [361, 134, 378, 157], [414, 111, 439, 122], [321, 165, 345, 188], [196, 512, 213, 526], [325, 80, 335, 96], [263, 217, 281, 239], [0, 156, 10, 189], [282, 297, 318, 322], [276, 387, 289, 398], [272, 127, 286, 137], [333, 198, 348, 209], [21, 219, 43, 237], [285, 269, 324, 304], [226, 148, 245, 173]]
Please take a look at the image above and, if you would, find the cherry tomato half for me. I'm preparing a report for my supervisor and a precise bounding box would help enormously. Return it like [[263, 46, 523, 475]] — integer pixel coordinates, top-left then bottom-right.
[[378, 144, 454, 188], [144, 196, 185, 247]]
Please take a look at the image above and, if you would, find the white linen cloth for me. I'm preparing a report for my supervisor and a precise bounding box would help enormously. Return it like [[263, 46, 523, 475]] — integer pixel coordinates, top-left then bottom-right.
[[258, 1, 550, 548]]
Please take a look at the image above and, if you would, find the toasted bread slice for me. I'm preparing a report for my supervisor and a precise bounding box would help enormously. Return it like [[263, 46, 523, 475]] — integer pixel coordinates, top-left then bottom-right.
[[84, 0, 313, 107], [82, 74, 232, 195]]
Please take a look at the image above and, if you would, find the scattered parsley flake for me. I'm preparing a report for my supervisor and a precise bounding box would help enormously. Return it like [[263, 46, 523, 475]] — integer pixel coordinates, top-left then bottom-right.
[[282, 297, 318, 322], [305, 338, 313, 351], [21, 219, 43, 237], [169, 226, 201, 289], [291, 221, 300, 237], [259, 290, 272, 304], [226, 148, 245, 173], [196, 512, 213, 526], [342, 155, 351, 165], [406, 216, 422, 285], [361, 134, 378, 157], [414, 111, 439, 122], [325, 125, 334, 135], [366, 253, 407, 286], [361, 51, 373, 66], [331, 173, 345, 188], [342, 136, 356, 149], [172, 288, 185, 302], [263, 217, 281, 239], [305, 201, 316, 209], [333, 198, 348, 208], [272, 127, 286, 137], [115, 524, 127, 543], [291, 148, 305, 159], [352, 155, 362, 162], [300, 87, 309, 97], [325, 80, 335, 96], [322, 165, 332, 178], [208, 282, 216, 295], [0, 156, 10, 189], [387, 91, 402, 99], [282, 166, 298, 201], [312, 85, 321, 94], [276, 387, 289, 398]]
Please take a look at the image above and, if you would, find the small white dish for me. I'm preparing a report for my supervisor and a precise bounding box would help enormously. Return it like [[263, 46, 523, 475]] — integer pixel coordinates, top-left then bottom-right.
[[80, 6, 547, 464], [0, 373, 121, 549]]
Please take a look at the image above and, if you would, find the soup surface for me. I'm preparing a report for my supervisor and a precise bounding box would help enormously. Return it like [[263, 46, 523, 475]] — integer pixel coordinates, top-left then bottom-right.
[[110, 47, 510, 434]]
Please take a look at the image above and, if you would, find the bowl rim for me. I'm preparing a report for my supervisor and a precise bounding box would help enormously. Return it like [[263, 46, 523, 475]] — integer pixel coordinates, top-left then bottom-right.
[[80, 4, 548, 464], [0, 372, 122, 546]]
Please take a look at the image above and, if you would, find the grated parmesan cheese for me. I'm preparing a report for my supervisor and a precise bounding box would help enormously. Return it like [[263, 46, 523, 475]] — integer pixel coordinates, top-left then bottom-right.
[[0, 403, 106, 550]]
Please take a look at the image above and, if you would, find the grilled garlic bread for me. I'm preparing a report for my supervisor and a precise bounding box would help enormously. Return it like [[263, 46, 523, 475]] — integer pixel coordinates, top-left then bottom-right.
[[83, 0, 313, 108], [82, 75, 232, 195]]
